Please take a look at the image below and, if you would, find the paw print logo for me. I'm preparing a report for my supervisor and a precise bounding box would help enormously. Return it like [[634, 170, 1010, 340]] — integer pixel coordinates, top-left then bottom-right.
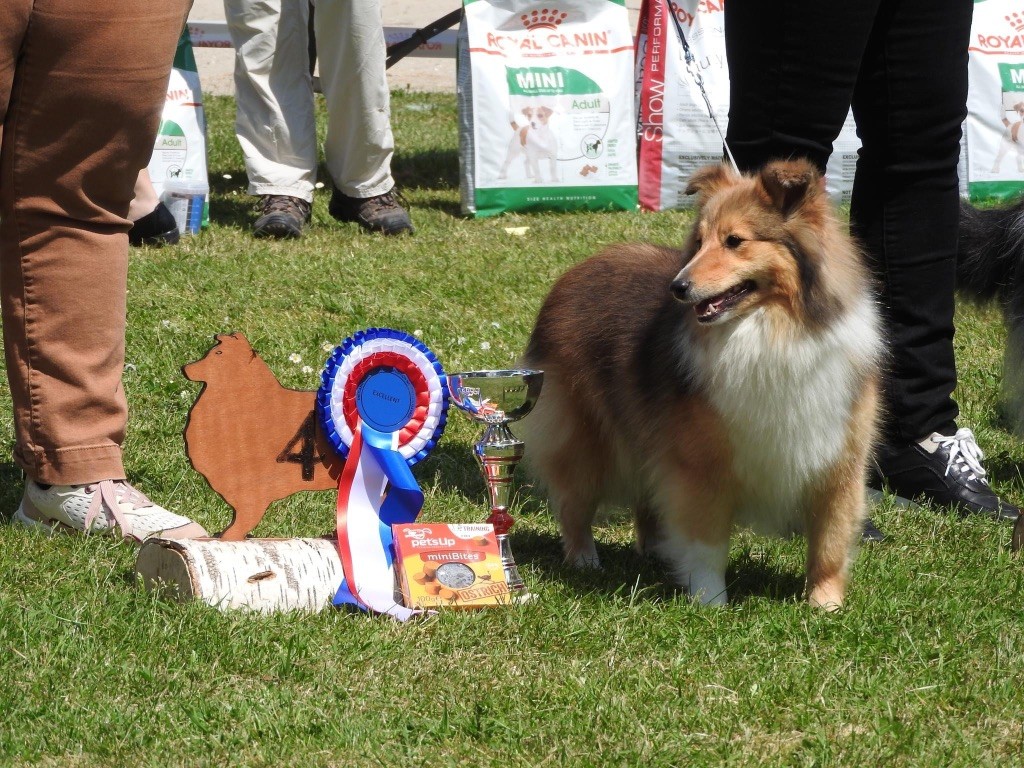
[[1006, 12, 1024, 32], [521, 9, 569, 31]]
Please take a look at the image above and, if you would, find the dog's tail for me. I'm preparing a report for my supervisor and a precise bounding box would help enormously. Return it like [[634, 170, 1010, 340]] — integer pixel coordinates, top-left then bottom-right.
[[958, 194, 1024, 435], [957, 196, 1024, 306]]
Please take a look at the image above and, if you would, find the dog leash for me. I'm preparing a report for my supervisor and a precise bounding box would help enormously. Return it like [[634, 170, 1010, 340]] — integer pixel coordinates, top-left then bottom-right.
[[666, 4, 740, 175], [386, 8, 463, 69]]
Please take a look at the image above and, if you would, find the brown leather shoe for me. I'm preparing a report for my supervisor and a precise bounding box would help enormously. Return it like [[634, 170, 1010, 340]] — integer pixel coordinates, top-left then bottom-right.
[[329, 187, 413, 236], [253, 195, 311, 239]]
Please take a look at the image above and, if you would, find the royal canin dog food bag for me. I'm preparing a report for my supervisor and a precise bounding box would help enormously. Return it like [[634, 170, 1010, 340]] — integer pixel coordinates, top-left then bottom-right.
[[634, 0, 859, 210], [635, 0, 728, 211], [147, 29, 210, 228], [964, 0, 1024, 202], [457, 0, 638, 216]]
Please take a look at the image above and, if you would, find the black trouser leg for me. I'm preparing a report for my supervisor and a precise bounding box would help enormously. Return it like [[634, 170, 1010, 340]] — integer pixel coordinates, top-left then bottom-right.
[[724, 0, 971, 444]]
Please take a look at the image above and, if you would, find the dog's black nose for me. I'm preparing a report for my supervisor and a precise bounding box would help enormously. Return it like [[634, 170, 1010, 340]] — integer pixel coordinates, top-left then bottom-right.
[[670, 279, 691, 301]]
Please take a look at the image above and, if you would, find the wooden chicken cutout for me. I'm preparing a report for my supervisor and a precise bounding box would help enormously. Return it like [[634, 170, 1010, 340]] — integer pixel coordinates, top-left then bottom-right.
[[183, 333, 343, 540]]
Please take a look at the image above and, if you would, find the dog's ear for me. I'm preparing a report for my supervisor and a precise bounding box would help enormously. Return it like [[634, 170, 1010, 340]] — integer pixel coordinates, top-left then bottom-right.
[[685, 164, 736, 198], [756, 159, 822, 216]]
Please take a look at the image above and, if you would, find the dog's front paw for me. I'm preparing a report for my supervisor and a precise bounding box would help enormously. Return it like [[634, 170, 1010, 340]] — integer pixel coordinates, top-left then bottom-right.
[[564, 541, 601, 570], [690, 587, 728, 606], [659, 538, 730, 606], [807, 579, 845, 611], [685, 571, 728, 606], [568, 552, 602, 570]]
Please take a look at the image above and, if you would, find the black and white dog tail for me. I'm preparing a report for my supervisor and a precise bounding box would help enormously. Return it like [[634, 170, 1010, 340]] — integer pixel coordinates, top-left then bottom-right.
[[958, 196, 1024, 433], [958, 198, 1024, 304]]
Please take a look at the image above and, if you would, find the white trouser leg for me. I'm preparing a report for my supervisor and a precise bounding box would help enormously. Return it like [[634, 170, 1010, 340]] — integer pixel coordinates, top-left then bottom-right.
[[225, 0, 317, 201], [314, 0, 394, 198]]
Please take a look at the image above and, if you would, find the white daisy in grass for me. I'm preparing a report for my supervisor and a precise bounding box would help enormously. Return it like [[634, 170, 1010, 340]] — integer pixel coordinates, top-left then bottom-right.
[[288, 353, 302, 364]]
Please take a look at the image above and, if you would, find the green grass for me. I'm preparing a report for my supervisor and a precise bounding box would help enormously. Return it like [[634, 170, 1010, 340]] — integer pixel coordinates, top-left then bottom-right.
[[2, 91, 1024, 767]]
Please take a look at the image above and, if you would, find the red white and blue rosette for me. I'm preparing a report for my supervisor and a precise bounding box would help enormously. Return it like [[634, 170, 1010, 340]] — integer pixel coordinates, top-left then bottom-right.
[[318, 327, 447, 466], [316, 328, 448, 620]]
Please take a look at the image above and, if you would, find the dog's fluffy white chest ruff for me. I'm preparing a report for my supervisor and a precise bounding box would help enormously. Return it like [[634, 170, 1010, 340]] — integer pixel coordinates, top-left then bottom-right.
[[693, 298, 880, 534]]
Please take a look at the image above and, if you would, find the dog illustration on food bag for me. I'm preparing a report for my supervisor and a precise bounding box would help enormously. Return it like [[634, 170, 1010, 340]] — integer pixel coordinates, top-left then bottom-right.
[[523, 104, 560, 182], [498, 105, 534, 180], [497, 103, 561, 183], [992, 101, 1024, 173]]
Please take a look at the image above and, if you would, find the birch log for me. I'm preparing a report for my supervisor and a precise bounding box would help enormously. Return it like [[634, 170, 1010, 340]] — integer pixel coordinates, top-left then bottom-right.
[[135, 537, 348, 613]]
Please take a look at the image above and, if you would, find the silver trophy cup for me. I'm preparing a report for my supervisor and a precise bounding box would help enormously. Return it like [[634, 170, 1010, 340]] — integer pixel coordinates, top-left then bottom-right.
[[447, 369, 543, 592]]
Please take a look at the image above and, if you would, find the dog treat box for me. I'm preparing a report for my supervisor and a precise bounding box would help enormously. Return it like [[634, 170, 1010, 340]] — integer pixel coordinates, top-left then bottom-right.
[[393, 523, 510, 608]]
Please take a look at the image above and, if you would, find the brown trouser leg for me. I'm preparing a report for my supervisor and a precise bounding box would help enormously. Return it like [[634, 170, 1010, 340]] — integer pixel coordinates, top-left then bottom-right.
[[0, 0, 190, 484]]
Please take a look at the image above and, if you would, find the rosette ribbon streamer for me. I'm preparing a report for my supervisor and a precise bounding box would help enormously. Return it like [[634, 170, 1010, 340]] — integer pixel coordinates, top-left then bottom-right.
[[317, 328, 448, 620], [332, 423, 423, 620]]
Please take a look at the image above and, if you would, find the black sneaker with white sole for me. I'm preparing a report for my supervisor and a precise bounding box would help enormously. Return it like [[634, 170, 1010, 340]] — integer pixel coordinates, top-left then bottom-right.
[[870, 428, 1020, 521], [862, 518, 885, 542]]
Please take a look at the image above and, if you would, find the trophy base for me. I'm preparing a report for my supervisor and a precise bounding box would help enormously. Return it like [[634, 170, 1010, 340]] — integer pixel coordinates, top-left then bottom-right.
[[497, 533, 526, 593]]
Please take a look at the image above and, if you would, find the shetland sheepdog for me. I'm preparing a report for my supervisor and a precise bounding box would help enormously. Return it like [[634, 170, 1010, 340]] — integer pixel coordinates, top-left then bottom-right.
[[957, 197, 1024, 436], [520, 159, 883, 609]]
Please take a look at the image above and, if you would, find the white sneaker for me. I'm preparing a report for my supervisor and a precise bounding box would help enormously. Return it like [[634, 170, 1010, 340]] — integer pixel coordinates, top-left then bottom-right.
[[13, 479, 208, 543]]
